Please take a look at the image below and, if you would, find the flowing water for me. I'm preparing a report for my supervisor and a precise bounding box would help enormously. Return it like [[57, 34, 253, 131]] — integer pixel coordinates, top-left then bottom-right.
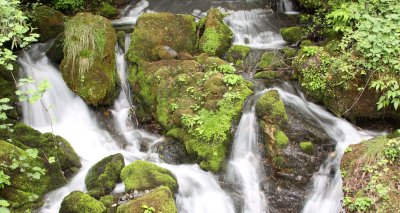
[[277, 0, 298, 14], [17, 1, 381, 212]]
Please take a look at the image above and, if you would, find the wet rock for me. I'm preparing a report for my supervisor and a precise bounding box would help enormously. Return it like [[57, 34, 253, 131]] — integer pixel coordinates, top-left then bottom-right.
[[60, 13, 118, 106], [85, 153, 125, 198], [256, 89, 331, 212], [60, 191, 106, 213], [31, 5, 65, 43], [120, 160, 178, 192], [116, 186, 177, 213], [157, 46, 178, 60], [46, 33, 64, 64], [127, 12, 197, 63], [199, 8, 233, 57], [226, 45, 251, 67]]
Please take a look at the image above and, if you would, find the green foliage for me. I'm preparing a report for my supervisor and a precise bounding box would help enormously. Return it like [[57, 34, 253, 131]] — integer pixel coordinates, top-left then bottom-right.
[[0, 170, 10, 189], [100, 3, 119, 18], [216, 64, 236, 74], [53, 0, 84, 12], [384, 139, 400, 163], [344, 196, 373, 212], [0, 0, 39, 71], [222, 74, 243, 86]]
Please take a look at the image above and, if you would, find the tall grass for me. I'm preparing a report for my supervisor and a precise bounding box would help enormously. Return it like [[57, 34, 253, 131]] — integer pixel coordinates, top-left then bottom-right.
[[63, 13, 106, 82]]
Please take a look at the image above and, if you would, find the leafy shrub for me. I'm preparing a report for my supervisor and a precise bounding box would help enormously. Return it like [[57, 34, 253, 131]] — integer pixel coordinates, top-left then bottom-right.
[[53, 0, 84, 12]]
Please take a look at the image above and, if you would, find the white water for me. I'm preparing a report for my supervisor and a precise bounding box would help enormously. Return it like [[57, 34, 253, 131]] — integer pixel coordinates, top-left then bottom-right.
[[224, 9, 286, 49], [112, 0, 149, 26], [277, 0, 299, 15], [264, 83, 375, 213], [226, 90, 267, 213], [19, 38, 234, 212]]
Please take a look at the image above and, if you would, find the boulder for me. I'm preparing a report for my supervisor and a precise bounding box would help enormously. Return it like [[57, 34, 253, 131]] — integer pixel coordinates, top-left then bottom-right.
[[256, 90, 331, 212], [99, 3, 119, 18], [280, 27, 306, 44], [60, 13, 118, 106], [85, 153, 125, 198], [60, 191, 106, 213], [199, 8, 233, 57], [120, 160, 178, 192], [0, 140, 67, 211], [257, 51, 286, 70], [128, 56, 252, 172], [31, 5, 65, 43], [226, 45, 250, 67], [127, 13, 197, 63], [116, 186, 177, 213]]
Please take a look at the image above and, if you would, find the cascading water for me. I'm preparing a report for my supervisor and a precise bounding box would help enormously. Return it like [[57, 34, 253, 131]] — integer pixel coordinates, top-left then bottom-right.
[[265, 83, 376, 213], [226, 90, 268, 213], [224, 9, 286, 49], [277, 0, 298, 15]]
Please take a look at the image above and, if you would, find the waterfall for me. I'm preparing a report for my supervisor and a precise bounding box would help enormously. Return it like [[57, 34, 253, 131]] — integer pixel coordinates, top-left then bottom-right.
[[226, 90, 268, 213], [224, 9, 286, 49], [277, 0, 298, 15], [266, 83, 375, 213]]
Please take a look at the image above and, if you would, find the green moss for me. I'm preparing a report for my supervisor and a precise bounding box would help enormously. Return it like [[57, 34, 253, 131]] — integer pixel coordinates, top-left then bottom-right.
[[60, 191, 106, 213], [199, 8, 233, 57], [0, 122, 81, 178], [85, 153, 125, 198], [226, 45, 251, 66], [99, 195, 115, 208], [255, 90, 288, 125], [299, 141, 314, 154], [257, 51, 285, 70], [61, 13, 117, 106], [31, 5, 65, 42], [275, 130, 289, 148], [100, 3, 119, 18], [300, 39, 314, 47], [272, 155, 285, 169], [120, 160, 178, 192], [0, 140, 66, 211], [253, 71, 280, 80], [280, 27, 306, 44], [282, 47, 297, 59], [116, 186, 177, 213], [127, 13, 197, 63]]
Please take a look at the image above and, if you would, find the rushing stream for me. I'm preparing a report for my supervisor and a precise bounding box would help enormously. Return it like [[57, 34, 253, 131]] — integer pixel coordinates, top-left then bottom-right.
[[16, 1, 381, 212]]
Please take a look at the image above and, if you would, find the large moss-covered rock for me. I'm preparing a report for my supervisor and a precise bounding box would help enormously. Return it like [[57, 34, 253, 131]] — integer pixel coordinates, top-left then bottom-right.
[[127, 12, 197, 63], [0, 122, 81, 178], [60, 191, 106, 213], [0, 140, 67, 211], [255, 90, 331, 212], [60, 13, 118, 106], [117, 186, 177, 213], [341, 134, 400, 212], [292, 46, 400, 120], [120, 160, 177, 192], [31, 5, 65, 42], [257, 51, 286, 70], [128, 56, 252, 172], [99, 3, 119, 18], [280, 27, 306, 44], [199, 8, 233, 57], [85, 153, 125, 198]]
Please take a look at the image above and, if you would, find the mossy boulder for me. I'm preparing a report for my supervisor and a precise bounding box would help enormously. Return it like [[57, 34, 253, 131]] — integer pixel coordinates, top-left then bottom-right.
[[127, 13, 197, 63], [99, 3, 119, 18], [116, 186, 177, 213], [85, 153, 125, 198], [199, 8, 233, 57], [341, 135, 400, 212], [60, 13, 118, 106], [253, 70, 280, 80], [0, 122, 81, 178], [0, 140, 67, 211], [60, 191, 106, 213], [120, 160, 178, 192], [293, 46, 400, 120], [256, 90, 288, 125], [31, 5, 65, 42], [226, 45, 251, 67], [128, 56, 252, 172], [257, 51, 286, 70], [280, 27, 306, 44]]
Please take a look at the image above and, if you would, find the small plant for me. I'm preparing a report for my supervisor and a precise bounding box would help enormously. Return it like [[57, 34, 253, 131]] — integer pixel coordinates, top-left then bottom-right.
[[170, 103, 178, 112], [217, 64, 236, 74], [222, 74, 242, 86], [302, 46, 319, 57], [141, 204, 162, 213]]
